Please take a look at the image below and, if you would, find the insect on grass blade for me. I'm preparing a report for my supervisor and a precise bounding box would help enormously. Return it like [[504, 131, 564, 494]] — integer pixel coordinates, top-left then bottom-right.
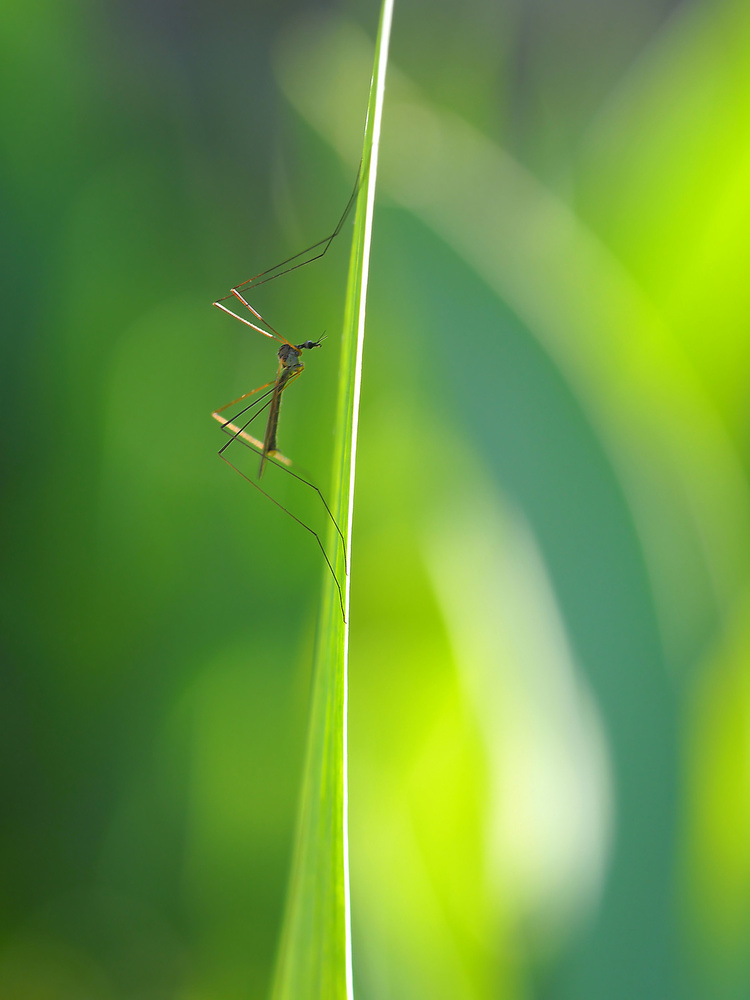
[[211, 170, 361, 622]]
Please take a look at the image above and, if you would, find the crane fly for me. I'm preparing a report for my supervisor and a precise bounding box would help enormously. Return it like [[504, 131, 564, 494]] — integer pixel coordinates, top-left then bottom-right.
[[211, 168, 361, 622]]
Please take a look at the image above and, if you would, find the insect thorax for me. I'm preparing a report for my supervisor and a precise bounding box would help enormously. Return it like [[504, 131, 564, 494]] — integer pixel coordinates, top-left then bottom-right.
[[278, 343, 303, 370]]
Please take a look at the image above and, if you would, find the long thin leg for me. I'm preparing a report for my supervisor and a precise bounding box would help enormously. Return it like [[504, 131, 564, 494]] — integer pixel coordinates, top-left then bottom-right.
[[219, 431, 347, 564], [213, 296, 291, 347], [213, 370, 303, 473], [213, 411, 348, 576], [217, 164, 362, 301], [212, 381, 278, 458], [213, 414, 290, 466], [212, 165, 363, 348], [213, 380, 275, 416], [217, 394, 274, 458], [219, 453, 347, 623], [212, 385, 348, 564]]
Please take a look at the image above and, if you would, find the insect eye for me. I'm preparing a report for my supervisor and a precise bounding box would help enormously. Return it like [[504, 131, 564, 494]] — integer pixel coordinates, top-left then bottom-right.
[[303, 340, 317, 349]]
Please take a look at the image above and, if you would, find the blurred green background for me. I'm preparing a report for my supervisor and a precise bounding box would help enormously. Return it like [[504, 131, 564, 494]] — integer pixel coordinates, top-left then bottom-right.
[[2, 0, 750, 997]]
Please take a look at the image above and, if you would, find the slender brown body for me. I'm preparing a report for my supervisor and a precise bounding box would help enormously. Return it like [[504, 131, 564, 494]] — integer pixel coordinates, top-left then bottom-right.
[[259, 340, 321, 478]]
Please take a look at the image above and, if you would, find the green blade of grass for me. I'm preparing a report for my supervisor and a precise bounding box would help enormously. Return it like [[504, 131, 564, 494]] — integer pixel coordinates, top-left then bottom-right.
[[269, 3, 393, 998]]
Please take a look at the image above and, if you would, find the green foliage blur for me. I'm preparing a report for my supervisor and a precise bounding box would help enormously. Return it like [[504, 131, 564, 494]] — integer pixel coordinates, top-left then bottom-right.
[[2, 1, 749, 998]]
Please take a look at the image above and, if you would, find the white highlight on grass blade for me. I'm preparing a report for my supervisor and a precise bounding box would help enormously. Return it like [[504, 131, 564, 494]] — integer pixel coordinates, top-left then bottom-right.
[[341, 3, 394, 993], [268, 4, 394, 998]]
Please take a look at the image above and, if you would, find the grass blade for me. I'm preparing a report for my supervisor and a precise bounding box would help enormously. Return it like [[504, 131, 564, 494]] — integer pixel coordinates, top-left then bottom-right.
[[269, 2, 394, 998]]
